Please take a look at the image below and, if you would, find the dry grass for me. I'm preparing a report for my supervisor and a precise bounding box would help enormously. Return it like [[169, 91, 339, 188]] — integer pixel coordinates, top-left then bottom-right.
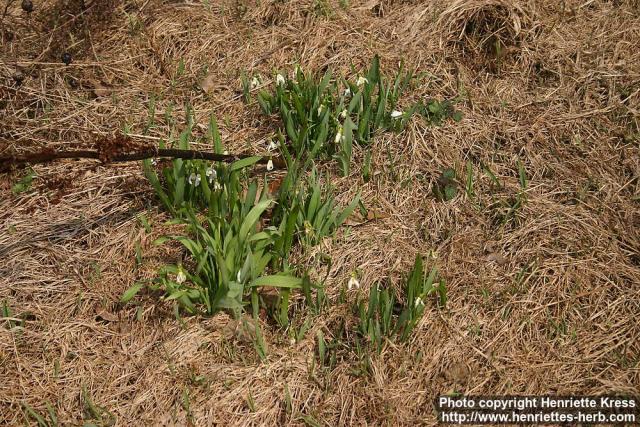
[[1, 0, 639, 425]]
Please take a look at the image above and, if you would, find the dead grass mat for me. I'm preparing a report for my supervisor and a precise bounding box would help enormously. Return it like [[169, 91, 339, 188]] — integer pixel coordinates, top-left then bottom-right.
[[1, 0, 639, 425]]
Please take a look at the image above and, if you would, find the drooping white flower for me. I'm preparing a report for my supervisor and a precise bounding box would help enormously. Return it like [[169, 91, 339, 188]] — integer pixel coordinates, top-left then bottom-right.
[[266, 159, 274, 171], [317, 104, 325, 116], [151, 158, 158, 166], [267, 140, 278, 152], [188, 173, 201, 186], [276, 73, 286, 86], [356, 76, 369, 87], [334, 127, 343, 144], [176, 268, 186, 284], [339, 109, 348, 119], [415, 296, 424, 308], [206, 167, 217, 183], [251, 76, 260, 89], [237, 270, 242, 283], [347, 276, 360, 291], [390, 110, 403, 119], [213, 181, 222, 190], [343, 87, 351, 97]]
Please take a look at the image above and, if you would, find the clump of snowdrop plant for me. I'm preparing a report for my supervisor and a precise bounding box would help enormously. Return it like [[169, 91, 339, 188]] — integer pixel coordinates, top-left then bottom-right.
[[355, 255, 447, 353], [131, 109, 356, 328], [133, 118, 306, 317], [129, 57, 446, 349], [253, 56, 416, 176]]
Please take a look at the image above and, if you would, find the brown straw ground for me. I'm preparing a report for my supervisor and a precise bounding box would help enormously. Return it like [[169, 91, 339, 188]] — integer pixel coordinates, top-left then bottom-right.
[[1, 0, 639, 425]]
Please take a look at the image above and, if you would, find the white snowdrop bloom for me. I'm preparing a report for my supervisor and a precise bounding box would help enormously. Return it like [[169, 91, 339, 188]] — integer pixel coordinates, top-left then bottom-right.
[[347, 276, 360, 291], [343, 87, 351, 97], [188, 173, 201, 186], [334, 127, 343, 144], [176, 268, 186, 284], [415, 296, 424, 308], [267, 140, 278, 151], [237, 270, 242, 283], [390, 110, 403, 119], [266, 159, 274, 171], [206, 167, 217, 183], [276, 73, 286, 86], [356, 76, 369, 86], [251, 76, 260, 89], [151, 158, 158, 166], [339, 109, 348, 119], [317, 104, 325, 115], [213, 181, 222, 190]]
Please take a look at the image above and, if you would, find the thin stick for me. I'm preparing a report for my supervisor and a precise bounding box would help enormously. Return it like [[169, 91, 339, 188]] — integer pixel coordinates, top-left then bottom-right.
[[0, 148, 286, 172]]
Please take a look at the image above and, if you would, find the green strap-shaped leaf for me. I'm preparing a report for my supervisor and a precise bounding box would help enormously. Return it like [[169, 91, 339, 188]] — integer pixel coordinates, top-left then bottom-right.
[[143, 159, 173, 214], [336, 193, 360, 227], [239, 199, 273, 242], [250, 275, 303, 289], [307, 181, 321, 223], [367, 55, 380, 86], [121, 283, 144, 303], [230, 156, 262, 172]]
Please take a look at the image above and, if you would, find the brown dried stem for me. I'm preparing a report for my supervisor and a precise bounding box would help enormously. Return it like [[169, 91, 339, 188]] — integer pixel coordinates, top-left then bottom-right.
[[0, 148, 286, 173]]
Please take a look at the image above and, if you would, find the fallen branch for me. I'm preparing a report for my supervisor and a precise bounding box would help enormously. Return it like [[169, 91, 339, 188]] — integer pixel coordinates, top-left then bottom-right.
[[0, 148, 286, 173]]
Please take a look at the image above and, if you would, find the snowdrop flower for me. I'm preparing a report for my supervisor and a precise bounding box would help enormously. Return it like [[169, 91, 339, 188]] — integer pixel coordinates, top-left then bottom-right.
[[334, 127, 343, 144], [390, 110, 403, 119], [317, 104, 325, 115], [213, 181, 222, 191], [356, 76, 368, 87], [266, 159, 274, 171], [251, 76, 260, 89], [151, 158, 158, 166], [267, 140, 278, 152], [206, 167, 217, 183], [188, 173, 201, 186], [237, 270, 242, 283], [343, 87, 351, 97], [339, 109, 348, 119], [415, 296, 424, 308], [303, 221, 315, 237], [176, 267, 186, 284], [347, 275, 360, 291], [276, 73, 286, 86]]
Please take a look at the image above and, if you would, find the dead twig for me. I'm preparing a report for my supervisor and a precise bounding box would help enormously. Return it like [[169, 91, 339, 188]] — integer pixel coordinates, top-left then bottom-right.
[[0, 148, 286, 173]]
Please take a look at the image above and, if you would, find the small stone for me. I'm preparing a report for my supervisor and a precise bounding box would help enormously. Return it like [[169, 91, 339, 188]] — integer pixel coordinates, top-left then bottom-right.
[[21, 0, 33, 13], [61, 52, 72, 65], [12, 71, 24, 86]]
